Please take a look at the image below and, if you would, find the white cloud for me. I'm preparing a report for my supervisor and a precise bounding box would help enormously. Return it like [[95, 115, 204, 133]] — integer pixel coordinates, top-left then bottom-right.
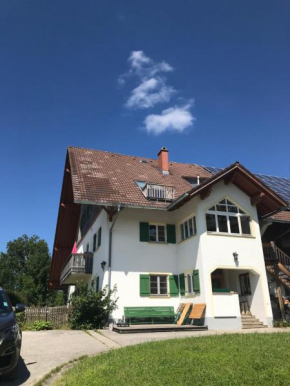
[[144, 103, 195, 135], [128, 51, 151, 69], [119, 50, 175, 109], [125, 77, 175, 109]]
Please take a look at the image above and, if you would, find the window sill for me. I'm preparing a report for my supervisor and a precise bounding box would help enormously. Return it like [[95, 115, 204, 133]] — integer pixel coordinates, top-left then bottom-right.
[[178, 234, 197, 244], [184, 293, 197, 298], [206, 232, 255, 239], [148, 241, 168, 245], [149, 295, 170, 299]]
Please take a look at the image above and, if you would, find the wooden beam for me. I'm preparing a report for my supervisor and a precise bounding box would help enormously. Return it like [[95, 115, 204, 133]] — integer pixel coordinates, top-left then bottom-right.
[[200, 187, 212, 200], [224, 173, 236, 185], [102, 206, 117, 222], [251, 192, 265, 206], [61, 203, 79, 210]]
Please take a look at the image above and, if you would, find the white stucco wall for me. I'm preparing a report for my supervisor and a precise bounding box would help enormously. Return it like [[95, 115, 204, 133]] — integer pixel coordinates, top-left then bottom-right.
[[74, 180, 273, 328]]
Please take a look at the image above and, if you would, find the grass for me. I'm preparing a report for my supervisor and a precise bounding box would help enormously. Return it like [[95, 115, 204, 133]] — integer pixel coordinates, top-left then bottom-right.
[[34, 356, 88, 386], [53, 333, 290, 386]]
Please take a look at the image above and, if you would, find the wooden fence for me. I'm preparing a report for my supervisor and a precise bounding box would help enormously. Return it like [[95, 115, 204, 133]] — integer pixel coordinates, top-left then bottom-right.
[[24, 306, 71, 328]]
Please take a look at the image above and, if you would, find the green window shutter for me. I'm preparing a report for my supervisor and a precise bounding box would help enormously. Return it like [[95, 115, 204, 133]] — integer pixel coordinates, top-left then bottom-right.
[[193, 270, 200, 293], [167, 224, 176, 244], [140, 222, 149, 242], [169, 275, 179, 297], [96, 276, 99, 292], [140, 274, 150, 296], [179, 274, 185, 295], [98, 227, 102, 247], [93, 234, 97, 251]]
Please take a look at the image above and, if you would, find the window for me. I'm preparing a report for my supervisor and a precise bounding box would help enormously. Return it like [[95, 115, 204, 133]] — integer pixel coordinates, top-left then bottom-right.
[[86, 243, 90, 252], [180, 216, 197, 241], [93, 227, 102, 252], [150, 275, 168, 295], [149, 224, 166, 242], [93, 233, 97, 251], [206, 199, 251, 236], [186, 273, 194, 294], [182, 270, 200, 294]]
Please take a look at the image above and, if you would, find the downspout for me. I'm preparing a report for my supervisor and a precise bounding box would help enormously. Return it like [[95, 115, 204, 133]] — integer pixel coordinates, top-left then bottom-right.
[[108, 204, 122, 291]]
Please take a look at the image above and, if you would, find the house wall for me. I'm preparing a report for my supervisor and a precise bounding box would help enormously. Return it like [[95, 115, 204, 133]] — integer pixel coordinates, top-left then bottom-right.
[[72, 181, 272, 329], [193, 181, 272, 328]]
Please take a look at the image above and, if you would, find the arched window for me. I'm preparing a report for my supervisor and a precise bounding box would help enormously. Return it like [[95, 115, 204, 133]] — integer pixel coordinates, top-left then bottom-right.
[[206, 199, 251, 235]]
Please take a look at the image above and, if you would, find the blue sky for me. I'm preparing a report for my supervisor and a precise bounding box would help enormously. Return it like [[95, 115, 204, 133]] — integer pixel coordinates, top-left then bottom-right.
[[0, 0, 289, 252]]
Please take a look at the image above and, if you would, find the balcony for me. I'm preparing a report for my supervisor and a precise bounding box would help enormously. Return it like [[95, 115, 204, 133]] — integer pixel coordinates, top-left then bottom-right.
[[60, 252, 93, 285], [142, 183, 175, 202]]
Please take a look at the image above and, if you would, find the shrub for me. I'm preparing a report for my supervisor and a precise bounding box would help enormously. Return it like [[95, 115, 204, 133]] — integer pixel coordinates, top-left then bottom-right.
[[29, 320, 53, 331], [16, 311, 25, 328], [273, 319, 290, 328], [69, 285, 117, 330]]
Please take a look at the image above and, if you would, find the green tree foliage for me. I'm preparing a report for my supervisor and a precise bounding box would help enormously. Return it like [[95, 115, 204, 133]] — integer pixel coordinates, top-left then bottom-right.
[[69, 285, 118, 330], [0, 235, 52, 306]]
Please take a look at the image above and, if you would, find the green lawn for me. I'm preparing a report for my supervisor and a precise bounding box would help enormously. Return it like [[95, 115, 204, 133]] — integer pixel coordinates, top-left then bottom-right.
[[54, 333, 290, 386]]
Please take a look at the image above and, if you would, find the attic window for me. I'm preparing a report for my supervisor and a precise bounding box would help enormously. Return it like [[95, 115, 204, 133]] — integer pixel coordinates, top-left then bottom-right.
[[184, 176, 208, 187], [135, 181, 175, 202]]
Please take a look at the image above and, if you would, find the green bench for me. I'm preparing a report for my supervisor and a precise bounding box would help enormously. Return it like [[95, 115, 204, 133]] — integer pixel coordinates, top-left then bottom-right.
[[124, 306, 175, 325]]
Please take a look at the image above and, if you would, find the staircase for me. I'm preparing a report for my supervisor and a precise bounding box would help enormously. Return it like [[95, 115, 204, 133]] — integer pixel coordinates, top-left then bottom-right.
[[241, 315, 268, 329], [264, 242, 290, 291]]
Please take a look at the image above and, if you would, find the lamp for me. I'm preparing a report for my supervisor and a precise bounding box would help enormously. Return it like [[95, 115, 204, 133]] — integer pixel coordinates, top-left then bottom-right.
[[101, 261, 107, 271], [233, 252, 239, 262]]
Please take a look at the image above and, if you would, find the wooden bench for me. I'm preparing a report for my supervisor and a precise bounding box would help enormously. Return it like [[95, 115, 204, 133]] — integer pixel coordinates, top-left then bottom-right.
[[124, 306, 175, 325]]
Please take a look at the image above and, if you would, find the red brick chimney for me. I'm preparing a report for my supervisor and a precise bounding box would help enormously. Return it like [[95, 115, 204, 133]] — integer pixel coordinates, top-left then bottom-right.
[[157, 147, 169, 175]]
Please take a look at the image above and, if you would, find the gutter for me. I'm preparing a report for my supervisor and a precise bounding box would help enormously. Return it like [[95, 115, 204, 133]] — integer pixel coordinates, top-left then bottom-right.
[[108, 204, 122, 291], [166, 192, 189, 211]]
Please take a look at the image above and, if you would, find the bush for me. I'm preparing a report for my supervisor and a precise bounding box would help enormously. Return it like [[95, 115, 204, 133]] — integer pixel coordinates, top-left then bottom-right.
[[69, 285, 117, 330], [29, 320, 53, 331], [273, 319, 290, 328], [16, 311, 25, 328]]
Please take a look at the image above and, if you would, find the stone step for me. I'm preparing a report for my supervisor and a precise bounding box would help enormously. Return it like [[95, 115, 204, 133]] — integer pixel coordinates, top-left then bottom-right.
[[242, 320, 263, 326], [242, 325, 268, 329]]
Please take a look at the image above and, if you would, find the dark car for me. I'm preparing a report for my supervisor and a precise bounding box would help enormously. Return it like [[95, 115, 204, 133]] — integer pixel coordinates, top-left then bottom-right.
[[0, 288, 25, 381]]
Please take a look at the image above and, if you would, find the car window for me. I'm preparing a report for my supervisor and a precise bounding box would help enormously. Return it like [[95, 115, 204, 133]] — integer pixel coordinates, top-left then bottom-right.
[[0, 291, 12, 316]]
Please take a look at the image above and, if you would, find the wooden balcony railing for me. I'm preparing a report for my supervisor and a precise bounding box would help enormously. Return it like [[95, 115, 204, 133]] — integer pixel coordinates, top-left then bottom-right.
[[142, 183, 175, 202], [60, 252, 93, 284]]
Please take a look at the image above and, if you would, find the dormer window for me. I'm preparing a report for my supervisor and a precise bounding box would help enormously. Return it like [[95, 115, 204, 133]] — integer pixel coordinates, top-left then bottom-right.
[[184, 176, 208, 187], [135, 181, 175, 202], [206, 199, 251, 236]]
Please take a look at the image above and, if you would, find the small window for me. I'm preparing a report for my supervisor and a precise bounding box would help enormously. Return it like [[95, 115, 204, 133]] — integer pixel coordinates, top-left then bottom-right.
[[150, 275, 168, 295], [180, 216, 197, 241], [86, 243, 90, 252], [186, 273, 194, 294], [93, 233, 97, 251], [149, 225, 166, 243], [206, 199, 252, 236]]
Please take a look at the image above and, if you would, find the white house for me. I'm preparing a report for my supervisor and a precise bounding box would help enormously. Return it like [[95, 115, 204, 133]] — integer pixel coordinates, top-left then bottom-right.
[[50, 146, 289, 330]]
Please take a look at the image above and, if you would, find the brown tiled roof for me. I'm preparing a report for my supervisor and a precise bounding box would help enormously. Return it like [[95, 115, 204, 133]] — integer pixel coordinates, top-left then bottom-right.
[[68, 146, 211, 208], [270, 210, 290, 223]]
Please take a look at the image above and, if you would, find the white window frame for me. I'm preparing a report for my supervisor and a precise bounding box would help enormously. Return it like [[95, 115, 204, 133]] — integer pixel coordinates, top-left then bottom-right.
[[180, 216, 197, 241], [185, 272, 195, 295], [149, 224, 167, 243], [150, 275, 168, 296], [206, 198, 252, 236]]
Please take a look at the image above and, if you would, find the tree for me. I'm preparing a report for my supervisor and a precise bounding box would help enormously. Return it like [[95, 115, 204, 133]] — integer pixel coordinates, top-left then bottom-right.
[[0, 235, 52, 306]]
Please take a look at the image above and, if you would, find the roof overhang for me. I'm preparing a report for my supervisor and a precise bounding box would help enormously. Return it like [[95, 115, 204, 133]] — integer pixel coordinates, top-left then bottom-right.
[[167, 162, 288, 216], [49, 152, 81, 289]]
